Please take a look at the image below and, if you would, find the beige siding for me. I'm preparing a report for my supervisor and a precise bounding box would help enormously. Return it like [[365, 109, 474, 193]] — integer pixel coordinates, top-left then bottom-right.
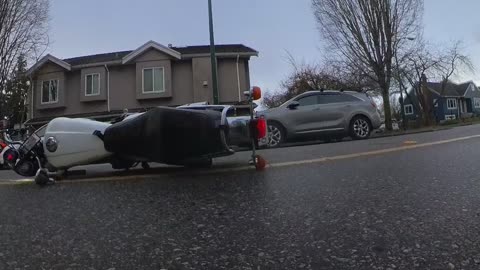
[[217, 58, 248, 103], [80, 66, 107, 102], [108, 62, 195, 110], [30, 54, 253, 120], [172, 61, 194, 103], [64, 70, 108, 115], [192, 57, 213, 103], [135, 60, 172, 100], [135, 49, 174, 62], [34, 72, 66, 112], [109, 65, 137, 111], [38, 62, 65, 74], [34, 70, 108, 119]]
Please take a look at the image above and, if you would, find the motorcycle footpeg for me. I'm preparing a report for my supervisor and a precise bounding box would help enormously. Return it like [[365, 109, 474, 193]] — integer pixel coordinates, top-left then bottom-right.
[[35, 169, 55, 186]]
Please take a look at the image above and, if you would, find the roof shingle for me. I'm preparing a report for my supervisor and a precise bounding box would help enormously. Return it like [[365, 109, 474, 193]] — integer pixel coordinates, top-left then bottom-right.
[[426, 81, 472, 97], [62, 44, 257, 66]]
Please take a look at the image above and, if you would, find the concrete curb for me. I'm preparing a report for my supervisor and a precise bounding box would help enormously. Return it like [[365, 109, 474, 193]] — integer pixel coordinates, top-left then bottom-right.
[[371, 127, 451, 139]]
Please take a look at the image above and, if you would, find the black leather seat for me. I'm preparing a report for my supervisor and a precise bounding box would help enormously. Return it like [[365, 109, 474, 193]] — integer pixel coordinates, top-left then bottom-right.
[[103, 107, 225, 164]]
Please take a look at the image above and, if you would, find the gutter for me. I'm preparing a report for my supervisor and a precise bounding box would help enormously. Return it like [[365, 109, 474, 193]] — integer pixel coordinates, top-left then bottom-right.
[[104, 65, 110, 112], [181, 52, 258, 60], [29, 76, 34, 121], [236, 54, 241, 102], [72, 60, 123, 70]]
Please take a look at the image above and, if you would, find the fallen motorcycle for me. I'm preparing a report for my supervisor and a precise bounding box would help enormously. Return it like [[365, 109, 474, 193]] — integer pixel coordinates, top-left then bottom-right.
[[3, 87, 267, 185]]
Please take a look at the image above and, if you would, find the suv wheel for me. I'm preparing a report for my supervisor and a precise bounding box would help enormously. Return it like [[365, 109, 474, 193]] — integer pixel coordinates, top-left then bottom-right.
[[267, 122, 285, 148], [350, 116, 371, 140]]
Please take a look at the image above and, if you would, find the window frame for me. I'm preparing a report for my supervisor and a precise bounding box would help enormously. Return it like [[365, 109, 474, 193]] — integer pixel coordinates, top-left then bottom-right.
[[40, 79, 59, 105], [318, 93, 362, 104], [474, 97, 480, 109], [445, 114, 456, 121], [404, 104, 414, 115], [295, 94, 320, 107], [142, 67, 165, 94], [446, 98, 457, 110], [85, 73, 101, 96]]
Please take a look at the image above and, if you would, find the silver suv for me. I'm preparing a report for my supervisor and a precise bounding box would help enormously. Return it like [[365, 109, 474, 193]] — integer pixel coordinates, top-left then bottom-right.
[[260, 90, 382, 147]]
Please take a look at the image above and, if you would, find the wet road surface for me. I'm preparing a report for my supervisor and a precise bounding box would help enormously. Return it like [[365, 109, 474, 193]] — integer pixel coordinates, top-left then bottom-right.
[[1, 125, 480, 269]]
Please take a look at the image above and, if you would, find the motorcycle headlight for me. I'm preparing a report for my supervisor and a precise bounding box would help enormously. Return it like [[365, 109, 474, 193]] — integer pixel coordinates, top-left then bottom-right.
[[45, 137, 58, 153]]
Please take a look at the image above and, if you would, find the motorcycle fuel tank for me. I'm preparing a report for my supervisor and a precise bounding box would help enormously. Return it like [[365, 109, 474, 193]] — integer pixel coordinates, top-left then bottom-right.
[[44, 118, 112, 169]]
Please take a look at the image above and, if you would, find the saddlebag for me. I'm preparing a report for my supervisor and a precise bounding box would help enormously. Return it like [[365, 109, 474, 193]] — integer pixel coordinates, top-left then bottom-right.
[[103, 107, 226, 163]]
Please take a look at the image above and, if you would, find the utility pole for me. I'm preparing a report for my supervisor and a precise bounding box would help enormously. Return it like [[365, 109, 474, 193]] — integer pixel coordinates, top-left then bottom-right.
[[208, 0, 219, 104]]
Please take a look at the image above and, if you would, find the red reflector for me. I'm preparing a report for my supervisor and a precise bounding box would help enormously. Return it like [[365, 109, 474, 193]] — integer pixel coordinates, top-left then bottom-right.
[[7, 154, 14, 161], [256, 117, 267, 139]]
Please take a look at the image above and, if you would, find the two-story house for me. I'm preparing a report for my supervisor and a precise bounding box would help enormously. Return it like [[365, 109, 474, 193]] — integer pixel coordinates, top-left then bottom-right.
[[25, 41, 258, 126]]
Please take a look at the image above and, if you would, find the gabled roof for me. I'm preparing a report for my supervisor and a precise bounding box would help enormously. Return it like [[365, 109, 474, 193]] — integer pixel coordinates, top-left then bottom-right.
[[122, 40, 182, 64], [28, 41, 258, 74], [175, 44, 258, 55], [62, 44, 258, 66], [64, 51, 132, 66], [26, 54, 71, 75], [425, 81, 474, 97]]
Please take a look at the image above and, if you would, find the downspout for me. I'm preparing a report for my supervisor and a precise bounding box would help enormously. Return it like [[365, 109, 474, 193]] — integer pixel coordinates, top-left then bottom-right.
[[104, 65, 110, 112], [236, 54, 241, 102], [29, 76, 34, 121]]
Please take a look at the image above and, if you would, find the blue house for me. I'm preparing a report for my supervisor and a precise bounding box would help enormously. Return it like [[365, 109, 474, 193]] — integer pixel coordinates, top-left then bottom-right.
[[402, 81, 480, 122]]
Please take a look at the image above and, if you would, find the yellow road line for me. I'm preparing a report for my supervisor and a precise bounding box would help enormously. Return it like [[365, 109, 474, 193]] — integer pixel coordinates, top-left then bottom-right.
[[2, 134, 480, 186]]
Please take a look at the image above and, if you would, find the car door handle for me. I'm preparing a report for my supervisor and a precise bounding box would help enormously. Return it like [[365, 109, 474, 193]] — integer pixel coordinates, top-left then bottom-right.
[[313, 108, 320, 111]]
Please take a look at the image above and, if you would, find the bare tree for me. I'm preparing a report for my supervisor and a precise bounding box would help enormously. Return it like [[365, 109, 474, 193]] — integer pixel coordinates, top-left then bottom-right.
[[312, 0, 423, 130], [0, 0, 50, 117], [436, 42, 474, 95], [394, 41, 474, 126], [263, 59, 378, 108]]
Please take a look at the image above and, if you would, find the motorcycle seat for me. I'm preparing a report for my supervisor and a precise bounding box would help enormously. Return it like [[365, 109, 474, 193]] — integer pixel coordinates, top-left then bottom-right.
[[102, 106, 225, 163]]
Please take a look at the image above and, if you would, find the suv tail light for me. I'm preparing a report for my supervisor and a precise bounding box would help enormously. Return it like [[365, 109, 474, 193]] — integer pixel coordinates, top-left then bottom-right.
[[256, 117, 267, 139], [250, 117, 267, 140], [370, 100, 377, 109]]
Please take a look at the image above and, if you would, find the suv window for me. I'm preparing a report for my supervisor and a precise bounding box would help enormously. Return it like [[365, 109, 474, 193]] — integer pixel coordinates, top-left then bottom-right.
[[318, 93, 361, 104], [297, 95, 319, 106]]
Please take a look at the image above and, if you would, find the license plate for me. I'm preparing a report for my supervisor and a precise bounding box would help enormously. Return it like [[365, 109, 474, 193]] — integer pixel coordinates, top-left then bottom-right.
[[20, 133, 41, 154]]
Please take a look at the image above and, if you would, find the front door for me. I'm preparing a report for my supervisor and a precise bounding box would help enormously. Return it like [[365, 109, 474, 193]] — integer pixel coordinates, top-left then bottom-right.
[[288, 94, 324, 133]]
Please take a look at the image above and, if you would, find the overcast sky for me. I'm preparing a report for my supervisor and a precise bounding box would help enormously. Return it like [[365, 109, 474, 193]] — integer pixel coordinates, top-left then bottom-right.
[[48, 0, 480, 93]]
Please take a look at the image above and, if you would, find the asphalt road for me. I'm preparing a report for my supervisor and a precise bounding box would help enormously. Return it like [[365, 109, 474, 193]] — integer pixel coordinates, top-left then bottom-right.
[[1, 125, 480, 269]]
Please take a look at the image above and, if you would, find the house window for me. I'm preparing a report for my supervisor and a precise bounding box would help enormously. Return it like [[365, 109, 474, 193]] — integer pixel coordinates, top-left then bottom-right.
[[474, 98, 480, 108], [142, 67, 165, 93], [445, 115, 456, 121], [41, 79, 59, 104], [446, 98, 457, 110], [85, 73, 100, 96], [404, 104, 414, 115]]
